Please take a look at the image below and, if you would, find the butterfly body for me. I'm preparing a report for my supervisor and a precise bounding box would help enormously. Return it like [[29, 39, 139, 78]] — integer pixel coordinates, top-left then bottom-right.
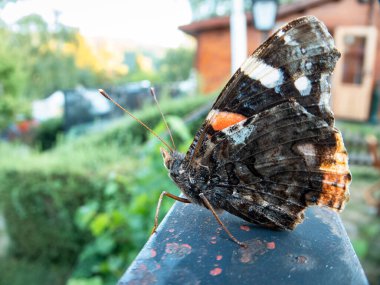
[[160, 15, 351, 232]]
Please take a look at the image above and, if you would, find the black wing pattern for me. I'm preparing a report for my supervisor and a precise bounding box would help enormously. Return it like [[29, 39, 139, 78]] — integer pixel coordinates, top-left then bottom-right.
[[182, 16, 350, 229]]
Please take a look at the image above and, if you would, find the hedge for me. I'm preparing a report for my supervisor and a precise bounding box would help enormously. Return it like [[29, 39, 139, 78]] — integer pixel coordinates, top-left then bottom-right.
[[0, 94, 211, 285]]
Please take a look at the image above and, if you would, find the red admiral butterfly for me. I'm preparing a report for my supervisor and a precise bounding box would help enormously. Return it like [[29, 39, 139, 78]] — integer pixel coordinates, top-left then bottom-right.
[[101, 16, 351, 247]]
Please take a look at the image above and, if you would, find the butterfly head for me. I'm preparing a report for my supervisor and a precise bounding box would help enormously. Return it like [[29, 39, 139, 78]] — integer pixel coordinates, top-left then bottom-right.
[[160, 147, 200, 203], [160, 148, 186, 181], [160, 147, 173, 169]]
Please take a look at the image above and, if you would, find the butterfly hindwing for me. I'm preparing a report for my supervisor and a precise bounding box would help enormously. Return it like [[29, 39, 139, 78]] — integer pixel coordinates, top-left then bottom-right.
[[197, 100, 350, 229]]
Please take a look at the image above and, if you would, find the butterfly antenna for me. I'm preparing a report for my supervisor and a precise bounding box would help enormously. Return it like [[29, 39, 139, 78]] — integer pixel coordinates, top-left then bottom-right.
[[98, 89, 173, 152], [149, 87, 176, 150]]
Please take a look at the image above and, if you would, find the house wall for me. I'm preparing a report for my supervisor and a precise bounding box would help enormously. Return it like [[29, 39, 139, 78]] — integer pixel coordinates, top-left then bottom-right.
[[190, 0, 379, 94], [197, 29, 231, 93]]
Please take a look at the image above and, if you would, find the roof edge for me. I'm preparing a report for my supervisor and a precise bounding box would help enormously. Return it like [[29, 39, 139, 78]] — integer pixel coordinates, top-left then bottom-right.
[[179, 0, 341, 36]]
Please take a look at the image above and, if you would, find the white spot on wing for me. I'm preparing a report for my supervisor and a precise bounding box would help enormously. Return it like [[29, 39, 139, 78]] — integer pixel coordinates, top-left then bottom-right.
[[294, 76, 312, 96], [242, 57, 284, 89], [297, 143, 316, 156], [319, 73, 331, 107], [297, 143, 317, 167], [284, 34, 298, 46], [206, 109, 219, 120], [243, 195, 253, 201], [261, 68, 283, 89], [320, 73, 330, 91], [223, 122, 255, 145], [319, 92, 329, 107], [277, 29, 285, 37]]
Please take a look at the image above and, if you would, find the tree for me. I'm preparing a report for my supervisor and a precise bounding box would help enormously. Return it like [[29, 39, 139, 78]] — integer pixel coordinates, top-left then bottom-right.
[[0, 14, 107, 129], [11, 14, 86, 99], [159, 47, 195, 82], [0, 27, 27, 129]]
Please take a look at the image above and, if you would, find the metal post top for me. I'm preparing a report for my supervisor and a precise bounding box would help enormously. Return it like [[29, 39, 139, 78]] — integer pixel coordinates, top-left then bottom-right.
[[119, 202, 368, 285]]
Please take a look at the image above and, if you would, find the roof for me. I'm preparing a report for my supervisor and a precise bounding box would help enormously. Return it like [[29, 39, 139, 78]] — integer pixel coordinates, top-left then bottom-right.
[[179, 0, 341, 36]]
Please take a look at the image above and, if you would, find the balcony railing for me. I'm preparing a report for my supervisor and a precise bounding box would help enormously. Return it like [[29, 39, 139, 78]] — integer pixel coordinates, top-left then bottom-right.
[[118, 200, 368, 285]]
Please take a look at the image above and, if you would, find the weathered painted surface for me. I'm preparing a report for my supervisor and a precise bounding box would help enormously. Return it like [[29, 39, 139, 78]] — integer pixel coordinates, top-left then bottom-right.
[[119, 202, 368, 285]]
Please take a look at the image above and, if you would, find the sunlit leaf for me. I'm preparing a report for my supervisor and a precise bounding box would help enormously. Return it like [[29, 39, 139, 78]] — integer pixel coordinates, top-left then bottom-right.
[[75, 202, 99, 229], [90, 213, 110, 236]]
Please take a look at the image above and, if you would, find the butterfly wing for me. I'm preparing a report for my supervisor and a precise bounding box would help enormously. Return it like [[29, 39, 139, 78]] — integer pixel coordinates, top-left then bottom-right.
[[185, 15, 340, 164], [197, 100, 350, 229], [183, 16, 350, 229]]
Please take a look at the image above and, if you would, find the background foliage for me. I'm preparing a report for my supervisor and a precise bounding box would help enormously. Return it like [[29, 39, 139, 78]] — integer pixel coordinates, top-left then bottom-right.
[[0, 14, 195, 130], [0, 10, 198, 284], [0, 95, 210, 285]]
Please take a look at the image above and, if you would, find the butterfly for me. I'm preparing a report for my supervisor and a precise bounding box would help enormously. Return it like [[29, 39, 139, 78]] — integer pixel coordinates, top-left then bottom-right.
[[101, 15, 351, 247]]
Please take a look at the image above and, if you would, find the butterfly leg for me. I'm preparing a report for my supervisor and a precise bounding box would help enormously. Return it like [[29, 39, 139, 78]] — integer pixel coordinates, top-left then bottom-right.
[[199, 193, 247, 248], [151, 191, 191, 235]]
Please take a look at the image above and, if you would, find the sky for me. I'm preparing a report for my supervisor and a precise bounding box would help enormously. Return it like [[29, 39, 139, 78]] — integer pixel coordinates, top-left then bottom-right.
[[0, 0, 193, 48]]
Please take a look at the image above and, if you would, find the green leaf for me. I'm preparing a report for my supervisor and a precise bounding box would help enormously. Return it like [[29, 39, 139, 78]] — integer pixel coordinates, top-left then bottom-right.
[[94, 235, 115, 255], [90, 213, 110, 236], [104, 181, 119, 196], [167, 116, 192, 142], [352, 239, 369, 258], [75, 202, 99, 229], [67, 277, 103, 285]]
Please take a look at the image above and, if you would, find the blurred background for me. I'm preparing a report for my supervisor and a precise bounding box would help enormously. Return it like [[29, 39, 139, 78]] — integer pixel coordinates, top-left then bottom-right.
[[0, 0, 379, 284]]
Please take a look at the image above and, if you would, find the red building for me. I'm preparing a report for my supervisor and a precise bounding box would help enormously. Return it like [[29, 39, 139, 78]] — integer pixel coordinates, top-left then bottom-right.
[[180, 0, 380, 121]]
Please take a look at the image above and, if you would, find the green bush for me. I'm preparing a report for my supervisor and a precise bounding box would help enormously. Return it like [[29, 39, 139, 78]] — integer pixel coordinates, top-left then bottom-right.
[[0, 257, 73, 285], [0, 142, 107, 285], [1, 171, 100, 263], [88, 94, 211, 147], [0, 94, 212, 285], [34, 118, 64, 150]]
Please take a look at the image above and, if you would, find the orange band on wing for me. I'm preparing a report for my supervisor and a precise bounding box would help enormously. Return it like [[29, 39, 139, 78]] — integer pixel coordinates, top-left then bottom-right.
[[319, 132, 351, 210], [210, 111, 247, 131]]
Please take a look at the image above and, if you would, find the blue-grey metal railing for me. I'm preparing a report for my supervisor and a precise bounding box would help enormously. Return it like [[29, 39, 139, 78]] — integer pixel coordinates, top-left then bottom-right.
[[118, 201, 368, 285]]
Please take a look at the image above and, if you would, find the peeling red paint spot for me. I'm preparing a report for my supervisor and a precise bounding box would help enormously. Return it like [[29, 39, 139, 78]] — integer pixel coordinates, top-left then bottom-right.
[[156, 263, 161, 269], [233, 239, 268, 265], [240, 225, 250, 231], [240, 252, 251, 263], [165, 243, 192, 257], [150, 249, 157, 257], [266, 242, 276, 250], [295, 255, 308, 264], [210, 267, 222, 276], [165, 243, 179, 254], [216, 255, 223, 261], [138, 263, 147, 271]]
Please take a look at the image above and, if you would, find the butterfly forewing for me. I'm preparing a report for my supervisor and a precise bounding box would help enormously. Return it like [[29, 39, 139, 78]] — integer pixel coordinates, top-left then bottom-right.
[[185, 16, 340, 164]]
